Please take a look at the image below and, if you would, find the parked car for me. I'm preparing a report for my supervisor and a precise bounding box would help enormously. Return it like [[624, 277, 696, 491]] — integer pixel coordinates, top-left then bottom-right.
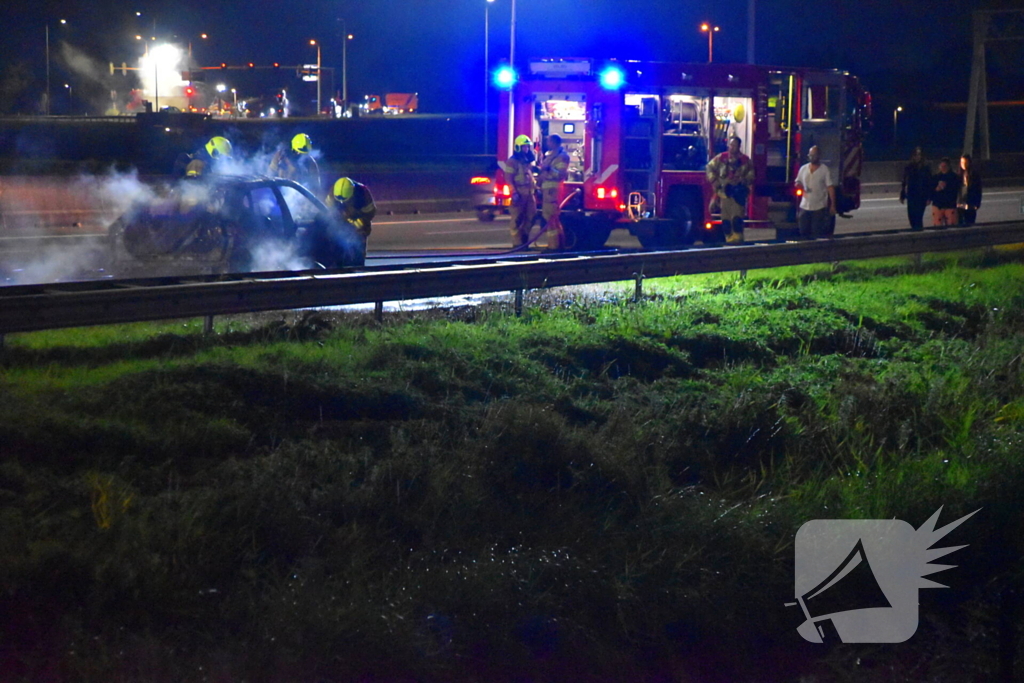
[[109, 175, 365, 274]]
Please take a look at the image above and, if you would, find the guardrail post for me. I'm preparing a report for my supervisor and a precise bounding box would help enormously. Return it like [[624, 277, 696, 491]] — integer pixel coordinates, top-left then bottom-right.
[[203, 315, 214, 334], [514, 289, 523, 317], [913, 253, 923, 268], [374, 301, 384, 323], [739, 269, 748, 280], [633, 273, 645, 303]]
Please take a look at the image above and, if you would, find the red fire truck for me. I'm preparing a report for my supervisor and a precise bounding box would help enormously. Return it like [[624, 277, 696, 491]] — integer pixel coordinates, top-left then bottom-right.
[[494, 58, 872, 249]]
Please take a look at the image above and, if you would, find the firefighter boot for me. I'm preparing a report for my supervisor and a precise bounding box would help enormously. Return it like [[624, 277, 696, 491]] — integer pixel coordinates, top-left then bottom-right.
[[726, 217, 744, 244]]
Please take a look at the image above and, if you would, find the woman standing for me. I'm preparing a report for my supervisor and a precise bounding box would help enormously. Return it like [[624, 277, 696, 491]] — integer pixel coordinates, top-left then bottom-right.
[[930, 158, 960, 228], [958, 154, 983, 226]]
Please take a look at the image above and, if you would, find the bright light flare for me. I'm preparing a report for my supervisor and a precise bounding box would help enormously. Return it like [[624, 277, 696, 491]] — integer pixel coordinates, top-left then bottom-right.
[[599, 66, 625, 90], [138, 44, 187, 102], [493, 65, 517, 89]]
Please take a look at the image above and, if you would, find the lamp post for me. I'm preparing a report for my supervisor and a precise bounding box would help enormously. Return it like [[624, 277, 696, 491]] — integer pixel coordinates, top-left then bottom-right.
[[484, 0, 495, 151], [343, 32, 353, 110], [310, 39, 321, 116], [64, 83, 72, 115], [893, 106, 903, 149], [507, 0, 517, 158], [45, 19, 67, 116], [701, 23, 720, 64], [231, 88, 238, 116]]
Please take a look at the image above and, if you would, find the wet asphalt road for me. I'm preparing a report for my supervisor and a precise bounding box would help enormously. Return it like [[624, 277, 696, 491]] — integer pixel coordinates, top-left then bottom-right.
[[2, 189, 1022, 285]]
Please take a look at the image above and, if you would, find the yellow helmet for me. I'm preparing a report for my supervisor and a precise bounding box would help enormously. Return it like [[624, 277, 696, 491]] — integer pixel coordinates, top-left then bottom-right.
[[205, 136, 232, 158], [514, 134, 532, 152], [333, 177, 355, 201], [291, 133, 312, 154]]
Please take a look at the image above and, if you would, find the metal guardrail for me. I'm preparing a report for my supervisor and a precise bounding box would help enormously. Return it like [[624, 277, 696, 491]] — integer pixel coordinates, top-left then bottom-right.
[[1, 222, 1023, 335]]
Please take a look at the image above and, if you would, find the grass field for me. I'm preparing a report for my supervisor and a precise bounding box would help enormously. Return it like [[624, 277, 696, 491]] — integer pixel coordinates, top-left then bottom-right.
[[2, 248, 1024, 681]]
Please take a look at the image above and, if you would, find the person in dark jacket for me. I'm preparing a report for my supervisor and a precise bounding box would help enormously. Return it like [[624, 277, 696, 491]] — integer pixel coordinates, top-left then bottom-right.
[[899, 146, 931, 231], [957, 154, 983, 226], [930, 157, 959, 228]]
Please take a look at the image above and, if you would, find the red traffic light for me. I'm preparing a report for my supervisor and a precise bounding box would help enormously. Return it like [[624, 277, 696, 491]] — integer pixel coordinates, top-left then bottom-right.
[[184, 86, 196, 97]]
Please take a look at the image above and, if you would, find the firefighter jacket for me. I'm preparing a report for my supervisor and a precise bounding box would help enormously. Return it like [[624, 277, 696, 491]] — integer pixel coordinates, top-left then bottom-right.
[[539, 146, 570, 190], [327, 182, 377, 226], [706, 151, 754, 199], [506, 152, 536, 201], [269, 149, 321, 193]]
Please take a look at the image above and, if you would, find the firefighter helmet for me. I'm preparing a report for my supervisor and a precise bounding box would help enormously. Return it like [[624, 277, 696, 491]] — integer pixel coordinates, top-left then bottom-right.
[[514, 134, 532, 152], [333, 177, 355, 201], [205, 136, 232, 159], [291, 133, 312, 154]]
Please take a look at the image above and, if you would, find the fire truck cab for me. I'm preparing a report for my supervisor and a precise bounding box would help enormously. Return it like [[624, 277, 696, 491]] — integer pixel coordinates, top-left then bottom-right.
[[496, 58, 872, 249]]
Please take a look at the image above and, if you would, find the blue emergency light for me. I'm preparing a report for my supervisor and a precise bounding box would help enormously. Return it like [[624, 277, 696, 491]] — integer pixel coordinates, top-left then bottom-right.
[[493, 65, 518, 90], [599, 65, 626, 90]]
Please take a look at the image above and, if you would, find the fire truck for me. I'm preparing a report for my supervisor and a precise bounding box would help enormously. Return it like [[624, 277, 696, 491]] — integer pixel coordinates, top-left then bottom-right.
[[494, 58, 872, 249]]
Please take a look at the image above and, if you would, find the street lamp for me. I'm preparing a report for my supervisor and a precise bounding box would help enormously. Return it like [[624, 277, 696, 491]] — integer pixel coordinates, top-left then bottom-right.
[[310, 39, 321, 116], [893, 105, 903, 148], [45, 19, 67, 115], [506, 0, 517, 158], [701, 23, 720, 63], [64, 83, 72, 115], [342, 32, 353, 111], [484, 0, 495, 152], [231, 88, 238, 116]]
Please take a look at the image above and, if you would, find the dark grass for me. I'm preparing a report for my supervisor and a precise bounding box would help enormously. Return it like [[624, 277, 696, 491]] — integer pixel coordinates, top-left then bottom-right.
[[3, 249, 1024, 681]]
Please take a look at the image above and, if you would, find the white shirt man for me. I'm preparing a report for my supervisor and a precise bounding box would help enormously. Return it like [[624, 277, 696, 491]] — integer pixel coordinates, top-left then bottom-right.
[[794, 145, 836, 238]]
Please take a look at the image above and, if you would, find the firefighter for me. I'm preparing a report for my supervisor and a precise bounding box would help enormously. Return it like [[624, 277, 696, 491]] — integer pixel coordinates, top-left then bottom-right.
[[268, 133, 321, 193], [328, 177, 376, 239], [507, 134, 537, 248], [706, 135, 754, 244], [175, 136, 233, 178], [539, 134, 570, 250]]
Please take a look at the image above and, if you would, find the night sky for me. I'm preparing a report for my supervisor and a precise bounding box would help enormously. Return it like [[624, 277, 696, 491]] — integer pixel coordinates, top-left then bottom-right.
[[1, 0, 1022, 117]]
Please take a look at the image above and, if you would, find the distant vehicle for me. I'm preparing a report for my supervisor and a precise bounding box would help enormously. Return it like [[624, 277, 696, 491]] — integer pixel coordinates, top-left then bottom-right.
[[383, 93, 418, 114], [109, 176, 365, 274], [360, 93, 419, 115], [470, 168, 511, 222]]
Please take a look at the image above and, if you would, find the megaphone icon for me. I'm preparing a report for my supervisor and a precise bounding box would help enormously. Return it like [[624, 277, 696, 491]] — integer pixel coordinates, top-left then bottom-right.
[[794, 538, 892, 643]]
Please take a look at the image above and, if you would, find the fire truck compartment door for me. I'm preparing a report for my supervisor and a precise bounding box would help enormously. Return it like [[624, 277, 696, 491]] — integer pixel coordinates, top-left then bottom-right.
[[799, 74, 845, 170]]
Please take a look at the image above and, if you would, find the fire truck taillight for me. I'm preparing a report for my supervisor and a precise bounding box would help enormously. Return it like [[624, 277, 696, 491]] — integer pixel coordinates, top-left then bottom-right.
[[595, 187, 619, 200], [705, 222, 713, 230]]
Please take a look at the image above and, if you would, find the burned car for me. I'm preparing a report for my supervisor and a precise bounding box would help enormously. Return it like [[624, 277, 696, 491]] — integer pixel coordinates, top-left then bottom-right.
[[109, 176, 365, 274]]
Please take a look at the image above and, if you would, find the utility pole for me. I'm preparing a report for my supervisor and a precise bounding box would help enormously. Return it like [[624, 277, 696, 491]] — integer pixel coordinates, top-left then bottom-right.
[[964, 9, 1024, 160], [507, 0, 516, 159], [747, 0, 755, 64]]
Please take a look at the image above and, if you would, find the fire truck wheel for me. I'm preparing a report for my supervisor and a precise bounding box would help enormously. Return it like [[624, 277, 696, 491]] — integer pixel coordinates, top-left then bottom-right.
[[561, 214, 611, 251], [666, 189, 703, 246]]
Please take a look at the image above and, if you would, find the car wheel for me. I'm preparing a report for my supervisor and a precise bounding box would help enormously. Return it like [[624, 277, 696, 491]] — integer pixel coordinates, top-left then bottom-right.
[[476, 209, 496, 222]]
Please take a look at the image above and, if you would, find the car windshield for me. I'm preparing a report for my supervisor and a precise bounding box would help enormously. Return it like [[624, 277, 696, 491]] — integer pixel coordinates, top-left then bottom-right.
[[279, 185, 323, 225]]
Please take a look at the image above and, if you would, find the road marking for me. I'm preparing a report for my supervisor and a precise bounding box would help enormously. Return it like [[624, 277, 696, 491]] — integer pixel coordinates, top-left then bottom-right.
[[375, 217, 481, 226], [0, 233, 106, 241], [424, 227, 506, 235], [860, 190, 1022, 203]]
